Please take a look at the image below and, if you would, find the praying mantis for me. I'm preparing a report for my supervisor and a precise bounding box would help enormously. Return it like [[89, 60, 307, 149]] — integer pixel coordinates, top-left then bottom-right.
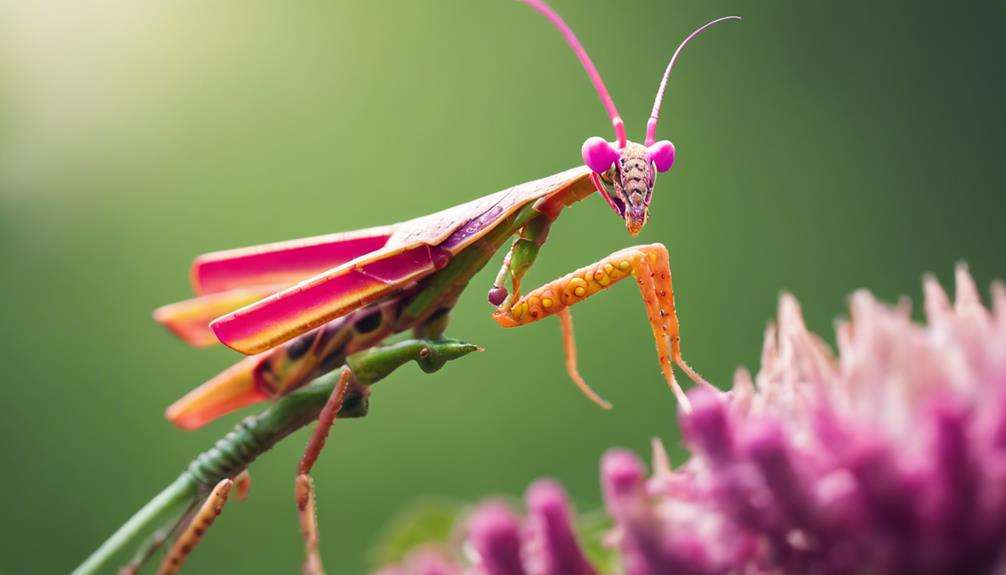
[[76, 1, 740, 573]]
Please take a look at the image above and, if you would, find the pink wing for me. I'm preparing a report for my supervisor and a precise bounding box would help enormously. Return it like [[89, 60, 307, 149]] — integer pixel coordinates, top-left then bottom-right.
[[208, 168, 592, 355], [210, 244, 447, 354], [190, 225, 395, 295], [156, 225, 394, 347]]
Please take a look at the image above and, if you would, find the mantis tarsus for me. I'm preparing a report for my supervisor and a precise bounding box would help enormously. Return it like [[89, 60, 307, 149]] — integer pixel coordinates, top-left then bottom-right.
[[76, 1, 740, 573]]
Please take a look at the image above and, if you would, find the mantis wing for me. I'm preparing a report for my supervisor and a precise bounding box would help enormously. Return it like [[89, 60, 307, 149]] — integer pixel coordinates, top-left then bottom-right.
[[191, 225, 396, 295], [153, 285, 284, 347], [211, 243, 446, 354], [155, 226, 396, 346], [210, 167, 592, 355]]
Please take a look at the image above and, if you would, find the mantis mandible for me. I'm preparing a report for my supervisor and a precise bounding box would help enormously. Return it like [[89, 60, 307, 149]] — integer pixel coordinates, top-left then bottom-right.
[[143, 1, 740, 572]]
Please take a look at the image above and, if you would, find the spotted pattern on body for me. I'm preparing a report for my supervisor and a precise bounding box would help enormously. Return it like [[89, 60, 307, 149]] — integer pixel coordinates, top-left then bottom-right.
[[493, 246, 645, 327]]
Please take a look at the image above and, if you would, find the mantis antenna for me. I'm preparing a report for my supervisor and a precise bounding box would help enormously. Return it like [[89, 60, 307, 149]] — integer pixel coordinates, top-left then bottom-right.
[[645, 15, 742, 146], [518, 0, 627, 148]]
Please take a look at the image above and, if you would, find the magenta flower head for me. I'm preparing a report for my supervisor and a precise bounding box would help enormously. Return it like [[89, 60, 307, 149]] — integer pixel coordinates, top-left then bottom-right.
[[649, 265, 1006, 574], [468, 502, 526, 575], [464, 481, 596, 575], [524, 480, 596, 575], [602, 449, 719, 575], [374, 548, 460, 575], [376, 267, 1006, 574]]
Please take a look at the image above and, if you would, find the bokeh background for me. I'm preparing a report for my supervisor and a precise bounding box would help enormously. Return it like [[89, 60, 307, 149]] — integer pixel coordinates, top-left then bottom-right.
[[1, 1, 1003, 573]]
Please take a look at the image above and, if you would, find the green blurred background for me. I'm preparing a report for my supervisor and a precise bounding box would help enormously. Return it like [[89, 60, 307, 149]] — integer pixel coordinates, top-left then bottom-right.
[[1, 1, 1002, 573]]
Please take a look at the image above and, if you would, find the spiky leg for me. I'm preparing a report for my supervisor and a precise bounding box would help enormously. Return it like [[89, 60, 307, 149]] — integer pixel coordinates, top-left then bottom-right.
[[155, 479, 233, 575], [648, 244, 711, 390], [299, 367, 352, 477], [119, 508, 193, 575], [293, 366, 352, 575], [492, 243, 703, 411], [630, 249, 691, 409], [296, 475, 324, 575]]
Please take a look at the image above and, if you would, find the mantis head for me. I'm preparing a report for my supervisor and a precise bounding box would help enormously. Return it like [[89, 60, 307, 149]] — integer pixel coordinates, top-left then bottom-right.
[[520, 1, 739, 237], [582, 139, 669, 236]]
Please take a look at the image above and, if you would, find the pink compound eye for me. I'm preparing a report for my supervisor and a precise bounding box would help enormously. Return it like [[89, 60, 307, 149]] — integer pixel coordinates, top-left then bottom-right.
[[647, 140, 676, 172], [581, 136, 620, 174]]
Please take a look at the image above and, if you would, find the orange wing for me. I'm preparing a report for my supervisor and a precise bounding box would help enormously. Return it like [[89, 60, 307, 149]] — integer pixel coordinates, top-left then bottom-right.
[[154, 286, 283, 347]]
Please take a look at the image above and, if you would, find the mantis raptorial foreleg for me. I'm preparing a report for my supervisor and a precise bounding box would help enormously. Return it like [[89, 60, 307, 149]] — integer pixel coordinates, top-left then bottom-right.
[[492, 243, 708, 411], [488, 214, 551, 310]]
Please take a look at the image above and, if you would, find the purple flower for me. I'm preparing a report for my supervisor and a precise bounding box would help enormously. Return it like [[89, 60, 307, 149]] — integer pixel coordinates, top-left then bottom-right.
[[374, 548, 460, 575], [377, 267, 1006, 574], [468, 502, 526, 575], [524, 480, 596, 575]]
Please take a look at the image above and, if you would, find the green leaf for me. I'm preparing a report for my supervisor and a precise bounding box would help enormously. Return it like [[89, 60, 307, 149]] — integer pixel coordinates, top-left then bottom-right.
[[368, 499, 464, 569], [576, 509, 619, 574]]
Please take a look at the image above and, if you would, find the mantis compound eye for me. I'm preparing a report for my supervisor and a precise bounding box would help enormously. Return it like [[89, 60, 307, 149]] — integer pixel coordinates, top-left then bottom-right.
[[646, 140, 676, 173], [581, 136, 620, 174]]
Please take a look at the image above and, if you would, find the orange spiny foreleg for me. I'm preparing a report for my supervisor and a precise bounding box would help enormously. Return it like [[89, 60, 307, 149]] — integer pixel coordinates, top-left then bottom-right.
[[648, 245, 711, 390], [155, 479, 233, 575], [630, 251, 691, 410], [492, 243, 701, 410]]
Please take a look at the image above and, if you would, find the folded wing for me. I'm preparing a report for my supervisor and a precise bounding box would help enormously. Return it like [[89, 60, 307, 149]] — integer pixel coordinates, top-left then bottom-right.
[[210, 244, 444, 354], [156, 226, 395, 346], [191, 226, 395, 295], [154, 285, 283, 347], [184, 167, 592, 354]]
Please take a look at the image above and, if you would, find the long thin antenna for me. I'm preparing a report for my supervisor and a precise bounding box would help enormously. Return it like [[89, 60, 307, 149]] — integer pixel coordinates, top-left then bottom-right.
[[645, 15, 741, 146], [519, 0, 627, 147]]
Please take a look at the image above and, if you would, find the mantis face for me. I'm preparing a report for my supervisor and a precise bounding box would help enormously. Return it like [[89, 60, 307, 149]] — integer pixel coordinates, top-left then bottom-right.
[[582, 139, 676, 237]]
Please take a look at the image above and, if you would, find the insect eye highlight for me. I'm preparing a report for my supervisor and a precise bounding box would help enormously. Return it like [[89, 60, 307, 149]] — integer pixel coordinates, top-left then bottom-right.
[[646, 140, 676, 173], [581, 136, 620, 174]]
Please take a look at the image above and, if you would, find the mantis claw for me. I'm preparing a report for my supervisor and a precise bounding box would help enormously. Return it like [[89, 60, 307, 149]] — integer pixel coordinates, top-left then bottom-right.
[[491, 243, 706, 410]]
